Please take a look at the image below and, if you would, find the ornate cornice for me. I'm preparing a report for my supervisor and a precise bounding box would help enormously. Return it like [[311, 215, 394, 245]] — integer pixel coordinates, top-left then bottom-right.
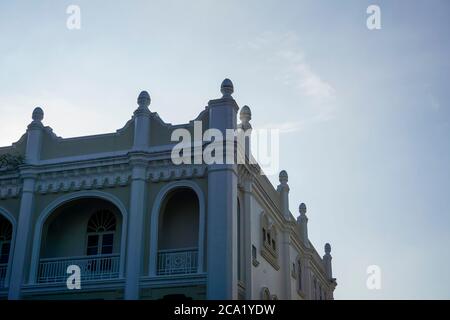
[[35, 164, 132, 194], [147, 162, 207, 182], [0, 153, 24, 172]]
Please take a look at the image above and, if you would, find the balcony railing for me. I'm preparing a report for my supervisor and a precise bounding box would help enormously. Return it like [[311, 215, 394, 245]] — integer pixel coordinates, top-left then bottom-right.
[[0, 263, 7, 287], [37, 254, 120, 284], [157, 248, 198, 276]]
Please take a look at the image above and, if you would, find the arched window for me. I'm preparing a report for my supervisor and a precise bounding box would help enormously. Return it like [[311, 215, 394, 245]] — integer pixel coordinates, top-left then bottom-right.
[[86, 210, 116, 256], [156, 188, 200, 275], [260, 212, 279, 270], [0, 217, 12, 264], [261, 287, 271, 300]]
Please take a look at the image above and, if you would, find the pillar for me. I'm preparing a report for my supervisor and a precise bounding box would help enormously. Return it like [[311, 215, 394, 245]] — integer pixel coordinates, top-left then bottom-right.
[[124, 91, 151, 299], [206, 79, 239, 299], [297, 203, 309, 247], [277, 170, 292, 298], [323, 243, 333, 280], [8, 108, 43, 299]]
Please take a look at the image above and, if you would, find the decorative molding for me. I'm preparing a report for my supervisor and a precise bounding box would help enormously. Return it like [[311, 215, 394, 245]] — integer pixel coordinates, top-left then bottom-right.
[[260, 211, 280, 271], [260, 248, 280, 271], [35, 165, 132, 194], [237, 163, 258, 188], [291, 262, 297, 279], [0, 179, 22, 199], [0, 153, 24, 172], [147, 161, 207, 182]]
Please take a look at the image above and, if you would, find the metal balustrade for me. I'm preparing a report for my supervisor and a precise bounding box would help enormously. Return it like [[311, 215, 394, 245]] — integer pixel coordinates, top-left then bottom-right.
[[157, 248, 198, 276], [0, 263, 7, 287], [37, 254, 120, 284]]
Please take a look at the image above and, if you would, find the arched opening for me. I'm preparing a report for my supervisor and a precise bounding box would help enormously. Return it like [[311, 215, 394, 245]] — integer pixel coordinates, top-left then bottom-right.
[[157, 188, 199, 275], [261, 287, 271, 300], [0, 215, 13, 287], [37, 197, 123, 283]]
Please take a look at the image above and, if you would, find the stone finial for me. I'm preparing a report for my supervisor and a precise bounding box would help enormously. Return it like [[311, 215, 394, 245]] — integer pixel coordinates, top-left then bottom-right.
[[240, 105, 251, 122], [221, 78, 234, 98], [325, 243, 331, 254], [299, 203, 307, 215], [137, 91, 151, 108], [239, 105, 252, 131], [32, 107, 44, 122], [279, 170, 288, 184]]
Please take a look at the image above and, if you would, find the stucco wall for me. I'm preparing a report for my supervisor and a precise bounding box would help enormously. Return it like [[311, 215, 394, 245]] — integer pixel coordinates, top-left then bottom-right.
[[40, 122, 134, 160], [250, 196, 284, 299]]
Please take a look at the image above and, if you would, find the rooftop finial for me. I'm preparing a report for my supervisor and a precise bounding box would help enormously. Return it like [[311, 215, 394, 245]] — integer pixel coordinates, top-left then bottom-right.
[[240, 105, 251, 121], [299, 203, 307, 215], [279, 170, 288, 184], [137, 91, 151, 108], [325, 243, 331, 254], [239, 105, 252, 130], [221, 78, 234, 98], [32, 107, 44, 122]]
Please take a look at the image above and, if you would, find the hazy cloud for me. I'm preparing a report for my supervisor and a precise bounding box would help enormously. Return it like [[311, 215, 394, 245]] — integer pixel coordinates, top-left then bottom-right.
[[244, 32, 336, 101]]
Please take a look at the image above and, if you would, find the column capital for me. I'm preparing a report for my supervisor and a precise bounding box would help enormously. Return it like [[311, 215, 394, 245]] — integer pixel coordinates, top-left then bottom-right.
[[19, 166, 38, 180], [208, 97, 239, 112]]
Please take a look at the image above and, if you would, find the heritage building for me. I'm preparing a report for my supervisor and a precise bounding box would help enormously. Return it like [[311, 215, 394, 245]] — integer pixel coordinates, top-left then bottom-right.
[[0, 79, 336, 300]]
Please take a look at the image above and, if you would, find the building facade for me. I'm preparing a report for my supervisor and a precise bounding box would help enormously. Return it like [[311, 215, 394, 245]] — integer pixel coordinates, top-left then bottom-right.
[[0, 79, 337, 300]]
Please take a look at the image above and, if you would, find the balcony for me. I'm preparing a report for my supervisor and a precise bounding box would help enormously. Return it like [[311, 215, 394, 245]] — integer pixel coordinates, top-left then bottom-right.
[[157, 248, 198, 276], [37, 254, 120, 284], [0, 263, 7, 287]]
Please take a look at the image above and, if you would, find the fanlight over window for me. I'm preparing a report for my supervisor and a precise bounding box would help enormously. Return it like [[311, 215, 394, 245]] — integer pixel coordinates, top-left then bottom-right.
[[86, 210, 116, 256], [87, 210, 116, 233]]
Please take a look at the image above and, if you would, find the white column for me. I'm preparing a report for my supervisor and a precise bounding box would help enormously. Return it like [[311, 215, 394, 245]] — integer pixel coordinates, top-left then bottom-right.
[[297, 203, 309, 247], [323, 243, 333, 280], [277, 171, 290, 219], [8, 108, 43, 299], [206, 79, 239, 299], [305, 260, 313, 300], [277, 170, 292, 299], [124, 157, 148, 299], [8, 175, 36, 299], [281, 231, 292, 299], [238, 105, 254, 299], [243, 178, 253, 299], [124, 91, 151, 300]]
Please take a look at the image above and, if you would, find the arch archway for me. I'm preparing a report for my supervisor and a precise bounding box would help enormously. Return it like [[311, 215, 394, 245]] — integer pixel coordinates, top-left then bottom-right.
[[29, 191, 128, 284], [149, 181, 205, 276], [0, 208, 15, 288]]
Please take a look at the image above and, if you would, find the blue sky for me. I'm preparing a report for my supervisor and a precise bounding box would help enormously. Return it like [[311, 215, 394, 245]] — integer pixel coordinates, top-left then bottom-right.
[[1, 0, 449, 299]]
